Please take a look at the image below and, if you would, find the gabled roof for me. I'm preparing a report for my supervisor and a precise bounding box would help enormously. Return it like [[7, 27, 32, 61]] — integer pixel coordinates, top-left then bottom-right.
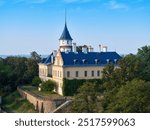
[[61, 52, 122, 66], [59, 23, 73, 40], [41, 55, 51, 64]]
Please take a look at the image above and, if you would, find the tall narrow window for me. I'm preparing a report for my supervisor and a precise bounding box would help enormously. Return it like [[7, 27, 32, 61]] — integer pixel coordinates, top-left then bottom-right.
[[91, 71, 94, 77], [58, 71, 59, 77], [97, 70, 100, 77], [54, 70, 56, 76], [60, 71, 62, 77], [67, 71, 70, 77], [76, 71, 79, 77], [84, 71, 87, 77], [55, 70, 57, 77]]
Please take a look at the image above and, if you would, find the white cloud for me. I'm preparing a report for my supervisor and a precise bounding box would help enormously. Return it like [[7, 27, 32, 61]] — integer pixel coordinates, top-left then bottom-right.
[[107, 0, 128, 10]]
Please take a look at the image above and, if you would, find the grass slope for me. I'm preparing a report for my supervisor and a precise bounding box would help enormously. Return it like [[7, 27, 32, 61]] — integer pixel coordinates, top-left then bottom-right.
[[2, 91, 37, 113]]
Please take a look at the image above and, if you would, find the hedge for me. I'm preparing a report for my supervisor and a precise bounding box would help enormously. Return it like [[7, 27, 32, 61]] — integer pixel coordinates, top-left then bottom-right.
[[62, 78, 103, 96]]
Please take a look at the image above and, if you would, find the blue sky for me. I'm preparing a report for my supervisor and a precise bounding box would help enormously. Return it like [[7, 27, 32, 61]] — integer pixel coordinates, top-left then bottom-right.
[[0, 0, 150, 55]]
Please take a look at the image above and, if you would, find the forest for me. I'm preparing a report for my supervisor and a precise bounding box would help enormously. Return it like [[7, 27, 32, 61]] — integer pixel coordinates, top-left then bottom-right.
[[0, 52, 40, 96]]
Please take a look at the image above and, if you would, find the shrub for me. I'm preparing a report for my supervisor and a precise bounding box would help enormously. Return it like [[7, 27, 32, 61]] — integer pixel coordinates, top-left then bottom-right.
[[41, 80, 56, 92], [32, 76, 42, 86]]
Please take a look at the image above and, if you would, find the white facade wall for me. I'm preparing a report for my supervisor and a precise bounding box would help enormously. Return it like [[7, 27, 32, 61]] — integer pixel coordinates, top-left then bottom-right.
[[39, 51, 106, 95], [63, 66, 104, 79]]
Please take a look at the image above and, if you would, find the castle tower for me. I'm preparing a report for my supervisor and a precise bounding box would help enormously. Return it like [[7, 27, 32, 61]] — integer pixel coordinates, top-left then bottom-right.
[[59, 11, 73, 52]]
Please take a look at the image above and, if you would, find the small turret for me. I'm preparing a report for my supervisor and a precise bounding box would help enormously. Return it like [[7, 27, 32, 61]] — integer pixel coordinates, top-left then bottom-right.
[[59, 10, 73, 52]]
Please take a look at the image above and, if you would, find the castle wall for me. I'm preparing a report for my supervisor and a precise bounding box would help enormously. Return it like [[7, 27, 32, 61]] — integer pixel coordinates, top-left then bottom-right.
[[17, 88, 66, 113]]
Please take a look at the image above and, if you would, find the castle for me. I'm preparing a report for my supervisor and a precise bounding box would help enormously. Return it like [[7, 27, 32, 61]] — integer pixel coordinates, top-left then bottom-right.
[[39, 21, 121, 95]]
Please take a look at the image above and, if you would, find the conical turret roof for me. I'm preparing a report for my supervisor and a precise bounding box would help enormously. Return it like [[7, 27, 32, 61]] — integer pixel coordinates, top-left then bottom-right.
[[59, 23, 73, 40]]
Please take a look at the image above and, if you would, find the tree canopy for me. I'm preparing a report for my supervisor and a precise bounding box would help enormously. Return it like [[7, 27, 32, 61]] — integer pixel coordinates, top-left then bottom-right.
[[72, 45, 150, 113], [102, 45, 150, 113], [72, 82, 103, 113], [106, 79, 150, 113], [0, 56, 38, 96]]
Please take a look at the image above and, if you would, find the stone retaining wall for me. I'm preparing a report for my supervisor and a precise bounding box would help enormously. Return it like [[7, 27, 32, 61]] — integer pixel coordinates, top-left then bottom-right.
[[17, 87, 66, 113]]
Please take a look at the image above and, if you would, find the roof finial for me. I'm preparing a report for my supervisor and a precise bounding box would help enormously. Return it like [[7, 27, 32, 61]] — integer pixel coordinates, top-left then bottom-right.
[[65, 8, 67, 25]]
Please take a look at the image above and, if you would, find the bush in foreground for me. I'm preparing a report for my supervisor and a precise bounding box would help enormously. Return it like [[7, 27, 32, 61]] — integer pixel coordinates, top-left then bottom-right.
[[41, 80, 57, 92], [32, 76, 42, 87]]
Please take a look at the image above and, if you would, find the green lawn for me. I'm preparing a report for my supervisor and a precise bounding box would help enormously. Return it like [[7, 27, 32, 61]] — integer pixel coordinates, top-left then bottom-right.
[[2, 91, 37, 113], [22, 86, 64, 100]]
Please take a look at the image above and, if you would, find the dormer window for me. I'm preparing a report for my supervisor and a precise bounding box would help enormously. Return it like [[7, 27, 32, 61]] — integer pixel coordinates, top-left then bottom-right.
[[114, 59, 118, 64], [74, 59, 78, 64], [82, 59, 87, 64], [65, 50, 69, 54], [95, 59, 100, 64], [107, 59, 112, 64], [106, 59, 110, 63]]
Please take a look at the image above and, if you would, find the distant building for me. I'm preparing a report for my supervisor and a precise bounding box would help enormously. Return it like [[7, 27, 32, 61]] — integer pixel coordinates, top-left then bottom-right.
[[39, 21, 121, 95]]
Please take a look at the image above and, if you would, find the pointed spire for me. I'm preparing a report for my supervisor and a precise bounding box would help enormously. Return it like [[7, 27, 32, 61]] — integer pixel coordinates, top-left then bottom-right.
[[59, 9, 73, 40], [65, 8, 67, 25]]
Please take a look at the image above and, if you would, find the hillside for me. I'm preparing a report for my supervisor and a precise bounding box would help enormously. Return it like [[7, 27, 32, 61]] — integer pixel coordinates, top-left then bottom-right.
[[2, 91, 37, 113]]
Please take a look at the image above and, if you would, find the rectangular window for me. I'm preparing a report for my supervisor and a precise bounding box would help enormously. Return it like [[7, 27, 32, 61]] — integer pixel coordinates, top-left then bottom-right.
[[60, 71, 62, 77], [76, 71, 79, 77], [67, 71, 70, 77], [54, 70, 55, 76], [84, 71, 87, 77], [44, 69, 46, 76], [97, 70, 100, 77], [58, 71, 59, 77], [91, 71, 94, 77]]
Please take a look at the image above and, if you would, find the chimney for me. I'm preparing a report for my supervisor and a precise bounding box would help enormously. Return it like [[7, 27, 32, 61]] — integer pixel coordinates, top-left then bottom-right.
[[51, 54, 54, 64], [51, 50, 57, 64], [102, 46, 108, 52], [99, 44, 102, 52], [53, 50, 57, 57], [82, 45, 88, 53], [88, 45, 94, 52], [91, 47, 94, 52], [72, 43, 77, 53]]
